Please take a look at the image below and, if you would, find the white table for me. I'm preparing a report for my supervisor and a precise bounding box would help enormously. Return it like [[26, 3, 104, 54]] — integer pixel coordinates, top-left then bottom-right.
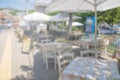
[[39, 42, 72, 61], [60, 57, 120, 80], [81, 38, 93, 42]]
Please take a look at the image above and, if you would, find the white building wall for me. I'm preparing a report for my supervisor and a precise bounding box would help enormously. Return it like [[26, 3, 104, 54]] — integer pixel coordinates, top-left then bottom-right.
[[34, 0, 52, 13], [35, 6, 47, 13]]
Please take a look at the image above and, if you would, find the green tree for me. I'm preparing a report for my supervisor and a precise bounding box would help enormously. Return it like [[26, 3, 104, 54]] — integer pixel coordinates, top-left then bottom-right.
[[98, 7, 120, 26], [10, 10, 19, 15], [28, 10, 35, 14]]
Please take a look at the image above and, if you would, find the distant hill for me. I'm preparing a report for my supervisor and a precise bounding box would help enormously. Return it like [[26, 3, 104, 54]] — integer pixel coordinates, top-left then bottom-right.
[[0, 7, 35, 15]]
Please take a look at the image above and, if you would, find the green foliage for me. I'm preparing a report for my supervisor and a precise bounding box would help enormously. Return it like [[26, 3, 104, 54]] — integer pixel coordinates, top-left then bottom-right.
[[72, 26, 79, 31], [28, 10, 35, 14], [75, 12, 94, 24], [10, 9, 20, 15], [98, 7, 120, 26], [0, 8, 4, 11], [73, 7, 120, 29], [47, 12, 59, 16], [73, 12, 94, 32]]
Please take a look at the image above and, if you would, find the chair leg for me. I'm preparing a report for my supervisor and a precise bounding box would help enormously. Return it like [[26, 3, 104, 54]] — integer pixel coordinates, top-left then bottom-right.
[[80, 52, 83, 57], [92, 51, 94, 57], [54, 58, 56, 70], [45, 57, 48, 70], [72, 53, 74, 59], [95, 51, 98, 58], [104, 47, 107, 56], [80, 51, 82, 57], [43, 53, 45, 63]]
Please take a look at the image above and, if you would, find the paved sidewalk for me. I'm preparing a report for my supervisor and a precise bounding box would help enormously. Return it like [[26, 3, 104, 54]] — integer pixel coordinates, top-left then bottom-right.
[[11, 30, 32, 80]]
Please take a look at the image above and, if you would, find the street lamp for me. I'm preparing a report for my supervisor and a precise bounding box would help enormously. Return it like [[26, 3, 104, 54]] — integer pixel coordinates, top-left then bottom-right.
[[25, 0, 30, 30], [25, 0, 29, 14]]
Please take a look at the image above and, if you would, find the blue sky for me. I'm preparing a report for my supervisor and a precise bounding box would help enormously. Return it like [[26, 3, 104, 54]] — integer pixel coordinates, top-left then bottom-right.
[[0, 0, 35, 10]]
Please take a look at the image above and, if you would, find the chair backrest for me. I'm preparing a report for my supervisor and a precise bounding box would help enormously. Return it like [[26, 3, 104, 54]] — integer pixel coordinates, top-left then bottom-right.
[[42, 44, 56, 53], [88, 40, 103, 50], [40, 44, 47, 54], [41, 39, 51, 43], [57, 53, 73, 76], [61, 43, 72, 54]]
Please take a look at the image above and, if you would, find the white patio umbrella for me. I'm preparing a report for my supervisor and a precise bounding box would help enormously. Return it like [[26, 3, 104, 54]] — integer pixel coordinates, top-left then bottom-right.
[[72, 22, 83, 26], [46, 0, 120, 34], [19, 20, 27, 27], [66, 21, 83, 26], [24, 12, 51, 22], [46, 0, 120, 12], [46, 0, 120, 57], [51, 12, 81, 22]]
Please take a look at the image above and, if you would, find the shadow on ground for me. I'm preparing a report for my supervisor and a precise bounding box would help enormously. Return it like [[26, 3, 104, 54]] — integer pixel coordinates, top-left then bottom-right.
[[12, 75, 26, 80], [12, 65, 34, 80], [33, 51, 58, 80]]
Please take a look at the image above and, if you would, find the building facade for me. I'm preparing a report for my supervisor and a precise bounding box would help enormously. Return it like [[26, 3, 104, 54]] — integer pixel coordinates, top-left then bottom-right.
[[34, 0, 52, 12]]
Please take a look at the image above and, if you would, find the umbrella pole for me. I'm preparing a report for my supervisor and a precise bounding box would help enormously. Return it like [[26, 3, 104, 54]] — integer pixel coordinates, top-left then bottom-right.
[[94, 0, 98, 58]]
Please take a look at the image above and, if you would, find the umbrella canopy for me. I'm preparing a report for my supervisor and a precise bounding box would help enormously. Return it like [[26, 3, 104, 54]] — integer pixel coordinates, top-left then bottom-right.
[[24, 12, 51, 22], [19, 20, 27, 26], [46, 0, 120, 12], [46, 0, 120, 34], [72, 22, 83, 26], [66, 21, 83, 26], [50, 12, 81, 21]]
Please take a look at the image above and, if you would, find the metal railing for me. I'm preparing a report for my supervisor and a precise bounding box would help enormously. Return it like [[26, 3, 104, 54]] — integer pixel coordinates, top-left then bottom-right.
[[107, 35, 120, 54]]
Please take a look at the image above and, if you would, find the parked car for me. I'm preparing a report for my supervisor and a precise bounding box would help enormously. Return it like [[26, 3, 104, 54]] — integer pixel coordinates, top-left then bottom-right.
[[98, 23, 117, 34], [113, 25, 120, 34], [3, 23, 12, 27], [99, 23, 112, 29], [98, 28, 116, 34], [0, 25, 11, 30], [116, 31, 120, 34]]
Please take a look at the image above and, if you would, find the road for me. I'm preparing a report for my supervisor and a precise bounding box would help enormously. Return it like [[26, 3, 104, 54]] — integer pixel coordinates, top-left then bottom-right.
[[0, 29, 33, 80]]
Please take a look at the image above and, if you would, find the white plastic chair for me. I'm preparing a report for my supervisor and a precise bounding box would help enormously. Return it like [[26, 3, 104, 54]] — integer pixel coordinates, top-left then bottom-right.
[[40, 39, 52, 63], [80, 49, 100, 57], [44, 44, 57, 69], [79, 42, 90, 57], [103, 39, 109, 56], [80, 39, 102, 57], [41, 39, 51, 43], [60, 43, 75, 61], [57, 52, 74, 79]]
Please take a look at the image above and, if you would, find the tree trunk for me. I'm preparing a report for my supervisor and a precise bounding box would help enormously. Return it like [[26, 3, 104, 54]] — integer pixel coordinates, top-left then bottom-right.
[[68, 13, 73, 34], [117, 59, 120, 74]]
